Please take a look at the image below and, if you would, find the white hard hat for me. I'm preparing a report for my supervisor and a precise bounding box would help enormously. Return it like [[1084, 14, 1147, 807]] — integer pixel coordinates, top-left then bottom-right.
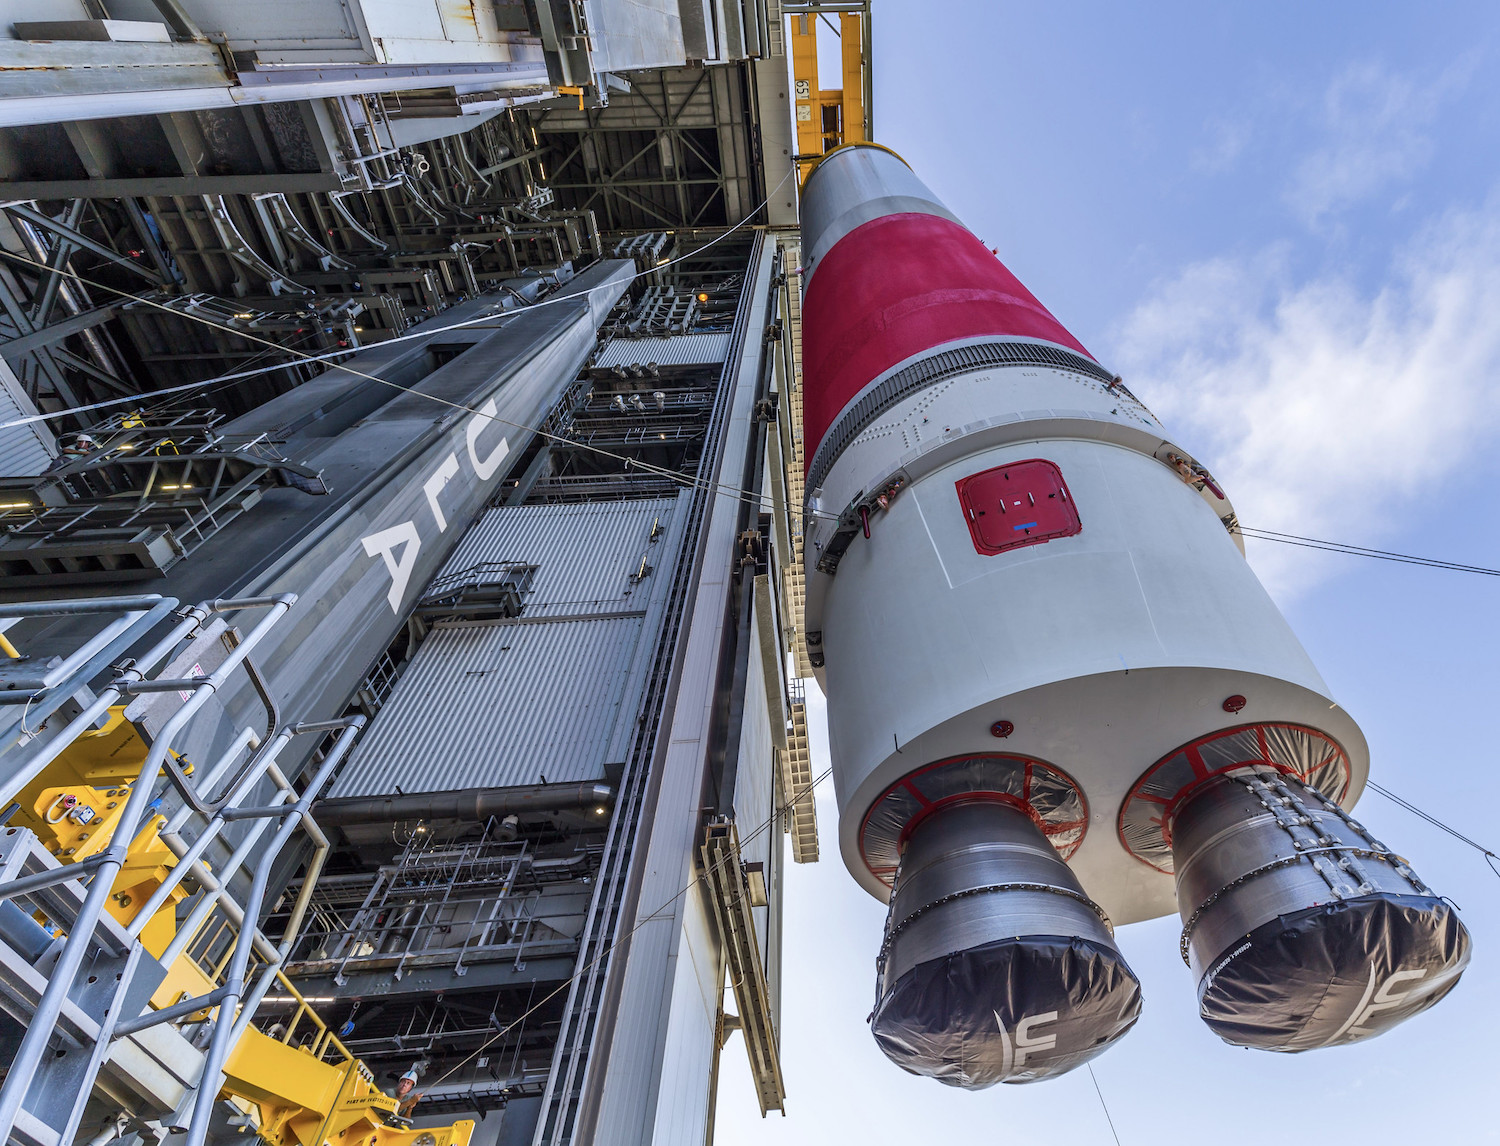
[[400, 1069, 420, 1083]]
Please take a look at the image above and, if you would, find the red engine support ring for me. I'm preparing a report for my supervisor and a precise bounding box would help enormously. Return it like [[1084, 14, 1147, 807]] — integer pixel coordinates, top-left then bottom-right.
[[1117, 722, 1353, 874], [858, 752, 1089, 890]]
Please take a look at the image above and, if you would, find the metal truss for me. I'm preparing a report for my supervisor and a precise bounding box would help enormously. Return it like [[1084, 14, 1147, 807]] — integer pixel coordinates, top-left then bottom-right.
[[0, 592, 364, 1146], [522, 66, 761, 233], [0, 60, 769, 448], [499, 241, 750, 508], [0, 409, 328, 584]]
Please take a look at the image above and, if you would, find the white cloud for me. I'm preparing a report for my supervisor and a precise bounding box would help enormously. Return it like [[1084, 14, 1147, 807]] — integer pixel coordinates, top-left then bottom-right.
[[1284, 60, 1466, 226], [1110, 194, 1500, 597], [1191, 116, 1251, 175]]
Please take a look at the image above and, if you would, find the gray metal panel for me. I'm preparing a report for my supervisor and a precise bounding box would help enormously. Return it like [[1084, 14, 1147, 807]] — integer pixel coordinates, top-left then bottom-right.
[[753, 55, 797, 227], [335, 498, 679, 798], [734, 604, 773, 876], [0, 360, 53, 477], [677, 0, 715, 59], [7, 260, 636, 794], [436, 498, 678, 619], [328, 615, 644, 797], [583, 0, 687, 72], [593, 333, 729, 369]]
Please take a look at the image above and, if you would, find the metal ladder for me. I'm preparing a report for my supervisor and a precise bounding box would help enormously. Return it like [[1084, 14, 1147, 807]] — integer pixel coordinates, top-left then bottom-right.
[[0, 593, 363, 1146]]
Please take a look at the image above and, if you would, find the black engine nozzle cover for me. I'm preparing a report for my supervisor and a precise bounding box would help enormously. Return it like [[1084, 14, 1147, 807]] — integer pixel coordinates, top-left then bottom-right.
[[872, 933, 1142, 1086], [1173, 768, 1471, 1051], [870, 800, 1141, 1087], [1197, 893, 1468, 1051]]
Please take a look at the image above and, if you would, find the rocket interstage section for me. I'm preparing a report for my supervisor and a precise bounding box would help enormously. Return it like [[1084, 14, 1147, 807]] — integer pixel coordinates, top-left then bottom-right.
[[797, 143, 1471, 1084]]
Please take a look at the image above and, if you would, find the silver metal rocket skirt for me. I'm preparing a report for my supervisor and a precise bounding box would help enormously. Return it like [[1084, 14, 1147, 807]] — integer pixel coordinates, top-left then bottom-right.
[[870, 800, 1141, 1087], [1171, 767, 1471, 1051]]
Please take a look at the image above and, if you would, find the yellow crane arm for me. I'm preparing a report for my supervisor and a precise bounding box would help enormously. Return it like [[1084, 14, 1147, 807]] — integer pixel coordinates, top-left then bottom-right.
[[222, 1027, 473, 1146]]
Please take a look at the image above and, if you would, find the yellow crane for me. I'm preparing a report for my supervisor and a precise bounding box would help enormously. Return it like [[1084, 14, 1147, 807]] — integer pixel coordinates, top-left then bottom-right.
[[788, 4, 872, 182]]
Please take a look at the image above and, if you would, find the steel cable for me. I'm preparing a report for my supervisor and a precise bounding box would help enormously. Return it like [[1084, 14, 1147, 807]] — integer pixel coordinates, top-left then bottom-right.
[[0, 173, 845, 525], [1233, 526, 1500, 577], [0, 168, 794, 431], [1088, 1064, 1124, 1146], [1366, 781, 1500, 880]]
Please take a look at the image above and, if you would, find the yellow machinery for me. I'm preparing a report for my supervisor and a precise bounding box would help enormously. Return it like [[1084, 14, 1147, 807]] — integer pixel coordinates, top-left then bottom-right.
[[6, 707, 194, 962], [221, 990, 471, 1146], [0, 632, 473, 1146], [11, 707, 170, 863], [789, 4, 872, 182]]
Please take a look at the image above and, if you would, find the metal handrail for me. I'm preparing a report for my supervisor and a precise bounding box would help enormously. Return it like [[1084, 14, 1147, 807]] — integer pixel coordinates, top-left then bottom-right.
[[0, 594, 299, 1144], [270, 967, 356, 1065], [184, 717, 364, 1146]]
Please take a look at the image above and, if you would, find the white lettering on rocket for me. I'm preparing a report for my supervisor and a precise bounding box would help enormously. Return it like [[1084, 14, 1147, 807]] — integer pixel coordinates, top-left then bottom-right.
[[361, 522, 421, 612], [358, 404, 514, 615], [1331, 965, 1429, 1043], [466, 397, 511, 480], [422, 452, 460, 532], [994, 1009, 1058, 1074]]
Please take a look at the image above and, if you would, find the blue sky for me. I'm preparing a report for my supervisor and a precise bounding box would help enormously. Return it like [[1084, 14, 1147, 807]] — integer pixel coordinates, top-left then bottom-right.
[[717, 4, 1500, 1143]]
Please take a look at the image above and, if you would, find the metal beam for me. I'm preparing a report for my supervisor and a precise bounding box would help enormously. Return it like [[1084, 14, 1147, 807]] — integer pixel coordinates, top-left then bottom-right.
[[282, 953, 580, 1002], [26, 199, 88, 327], [0, 266, 81, 407], [477, 148, 549, 177], [3, 203, 164, 285], [0, 174, 343, 202], [0, 304, 123, 356], [46, 346, 134, 395], [146, 0, 205, 41]]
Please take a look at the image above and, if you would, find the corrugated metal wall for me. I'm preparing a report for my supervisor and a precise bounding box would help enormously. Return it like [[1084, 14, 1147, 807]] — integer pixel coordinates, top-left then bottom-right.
[[594, 332, 730, 369], [436, 499, 677, 618], [330, 498, 678, 797], [0, 360, 54, 477], [735, 615, 774, 878]]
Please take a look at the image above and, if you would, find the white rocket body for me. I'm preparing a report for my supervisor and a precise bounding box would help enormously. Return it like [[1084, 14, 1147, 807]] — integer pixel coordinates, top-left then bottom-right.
[[798, 144, 1468, 1084], [809, 363, 1373, 923]]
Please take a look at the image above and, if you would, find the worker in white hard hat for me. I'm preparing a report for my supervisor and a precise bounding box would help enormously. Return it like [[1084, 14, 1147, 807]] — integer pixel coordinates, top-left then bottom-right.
[[390, 1068, 423, 1119], [45, 432, 98, 471]]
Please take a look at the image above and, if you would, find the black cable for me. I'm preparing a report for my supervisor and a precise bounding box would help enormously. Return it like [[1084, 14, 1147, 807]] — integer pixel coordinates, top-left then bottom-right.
[[1366, 781, 1500, 879], [1088, 1064, 1123, 1146], [1233, 527, 1500, 577], [0, 177, 843, 528]]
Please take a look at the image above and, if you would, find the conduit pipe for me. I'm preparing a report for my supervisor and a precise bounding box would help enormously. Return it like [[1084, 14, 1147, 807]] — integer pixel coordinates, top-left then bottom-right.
[[313, 781, 616, 825]]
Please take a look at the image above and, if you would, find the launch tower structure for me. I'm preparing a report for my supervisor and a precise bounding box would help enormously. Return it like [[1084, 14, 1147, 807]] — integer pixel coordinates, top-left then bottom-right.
[[0, 3, 1470, 1141], [0, 4, 850, 1145]]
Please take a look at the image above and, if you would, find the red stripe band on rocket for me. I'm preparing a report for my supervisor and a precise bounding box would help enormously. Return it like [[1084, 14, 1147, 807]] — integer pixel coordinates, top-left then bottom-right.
[[799, 146, 1093, 475]]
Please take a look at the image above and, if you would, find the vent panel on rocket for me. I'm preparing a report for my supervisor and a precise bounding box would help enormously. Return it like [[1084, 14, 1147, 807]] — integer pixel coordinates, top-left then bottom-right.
[[797, 142, 1470, 1086]]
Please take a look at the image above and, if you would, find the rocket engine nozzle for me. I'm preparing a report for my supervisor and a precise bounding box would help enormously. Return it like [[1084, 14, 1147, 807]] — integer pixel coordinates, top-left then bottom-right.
[[1170, 767, 1471, 1051], [872, 801, 1141, 1087]]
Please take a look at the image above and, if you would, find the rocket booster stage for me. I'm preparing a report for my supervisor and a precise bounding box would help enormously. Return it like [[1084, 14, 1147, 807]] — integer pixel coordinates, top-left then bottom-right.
[[798, 144, 1470, 1087]]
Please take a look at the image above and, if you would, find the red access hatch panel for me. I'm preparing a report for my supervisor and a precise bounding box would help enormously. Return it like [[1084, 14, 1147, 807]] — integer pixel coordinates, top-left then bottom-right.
[[956, 459, 1081, 555]]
